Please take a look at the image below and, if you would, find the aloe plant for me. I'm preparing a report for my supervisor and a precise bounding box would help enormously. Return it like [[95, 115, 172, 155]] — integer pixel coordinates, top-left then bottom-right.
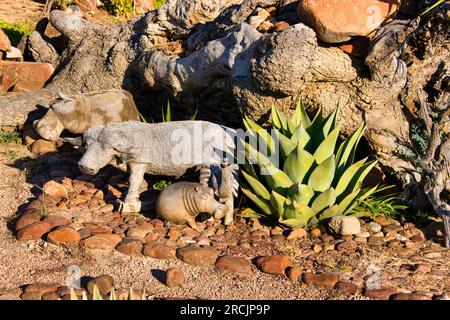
[[240, 102, 379, 229], [70, 285, 146, 300]]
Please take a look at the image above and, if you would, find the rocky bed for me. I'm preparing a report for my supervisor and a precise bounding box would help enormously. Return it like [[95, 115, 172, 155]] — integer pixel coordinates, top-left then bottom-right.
[[0, 142, 448, 300]]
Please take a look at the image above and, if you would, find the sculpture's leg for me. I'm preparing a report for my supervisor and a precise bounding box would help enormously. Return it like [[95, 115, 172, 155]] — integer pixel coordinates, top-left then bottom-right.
[[443, 214, 450, 248], [119, 163, 147, 213], [222, 196, 234, 225], [199, 164, 212, 186], [186, 215, 197, 230]]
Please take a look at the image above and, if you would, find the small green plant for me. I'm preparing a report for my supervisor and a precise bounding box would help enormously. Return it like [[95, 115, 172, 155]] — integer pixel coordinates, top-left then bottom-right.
[[0, 132, 22, 144], [397, 124, 429, 171], [152, 179, 172, 190], [140, 100, 197, 123], [0, 20, 35, 45], [70, 285, 146, 300], [153, 0, 166, 9], [240, 102, 381, 229], [103, 0, 134, 17], [351, 186, 408, 218], [52, 0, 73, 9]]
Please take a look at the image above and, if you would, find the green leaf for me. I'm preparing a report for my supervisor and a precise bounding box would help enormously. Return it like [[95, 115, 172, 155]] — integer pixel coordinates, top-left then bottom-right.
[[241, 170, 270, 200], [281, 202, 316, 226], [273, 129, 296, 158], [283, 145, 315, 184], [319, 204, 340, 220], [240, 207, 263, 219], [92, 284, 103, 300], [292, 100, 311, 128], [336, 122, 365, 172], [335, 158, 367, 196], [322, 106, 338, 136], [346, 160, 378, 193], [314, 126, 340, 164], [337, 188, 361, 215], [291, 125, 310, 149], [311, 187, 337, 213], [271, 104, 288, 133], [308, 156, 336, 192], [288, 184, 315, 206], [243, 116, 276, 155], [241, 188, 272, 215], [70, 289, 78, 300], [270, 190, 287, 218], [110, 287, 116, 300]]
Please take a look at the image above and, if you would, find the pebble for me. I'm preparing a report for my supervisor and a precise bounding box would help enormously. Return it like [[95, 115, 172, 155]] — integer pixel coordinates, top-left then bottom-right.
[[355, 231, 370, 238], [391, 292, 431, 300], [255, 255, 293, 275], [336, 240, 357, 254], [142, 242, 176, 259], [43, 215, 71, 228], [83, 234, 122, 250], [21, 292, 43, 300], [354, 236, 367, 244], [302, 272, 339, 289], [367, 236, 385, 246], [373, 216, 392, 226], [126, 223, 154, 239], [165, 268, 186, 288], [286, 228, 307, 240], [335, 281, 358, 295], [177, 245, 220, 267], [47, 226, 81, 245], [78, 228, 92, 239], [143, 231, 158, 243], [364, 288, 398, 300], [271, 227, 283, 236], [17, 221, 52, 241], [367, 222, 382, 233], [15, 211, 42, 231], [328, 216, 361, 235], [116, 238, 143, 256], [167, 228, 182, 240], [286, 266, 301, 282], [87, 275, 114, 295], [216, 255, 253, 275], [313, 244, 322, 253], [310, 228, 321, 238], [31, 140, 56, 155]]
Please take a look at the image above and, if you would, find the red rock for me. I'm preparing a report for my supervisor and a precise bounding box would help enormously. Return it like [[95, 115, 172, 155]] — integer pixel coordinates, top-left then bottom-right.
[[143, 231, 158, 243], [126, 223, 154, 239], [47, 226, 81, 245], [255, 255, 293, 275], [31, 139, 56, 155], [87, 275, 114, 295], [390, 293, 431, 300], [176, 245, 220, 267], [24, 283, 57, 294], [286, 266, 301, 282], [364, 288, 398, 300], [339, 37, 371, 57], [0, 29, 11, 51], [73, 0, 97, 12], [17, 221, 52, 240], [298, 0, 400, 43], [15, 211, 42, 231], [21, 292, 42, 300], [302, 272, 339, 288], [336, 240, 358, 254], [134, 0, 154, 14], [413, 263, 432, 274], [42, 292, 59, 300], [274, 21, 290, 32], [83, 223, 111, 235], [216, 255, 253, 275], [43, 215, 70, 228], [143, 242, 176, 259], [116, 238, 143, 256], [286, 228, 307, 240], [335, 281, 358, 295], [83, 234, 122, 250], [0, 61, 54, 94], [43, 180, 69, 200], [165, 268, 186, 288]]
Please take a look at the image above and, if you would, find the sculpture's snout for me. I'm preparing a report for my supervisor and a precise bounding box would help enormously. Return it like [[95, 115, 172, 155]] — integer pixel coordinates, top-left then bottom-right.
[[78, 163, 97, 175]]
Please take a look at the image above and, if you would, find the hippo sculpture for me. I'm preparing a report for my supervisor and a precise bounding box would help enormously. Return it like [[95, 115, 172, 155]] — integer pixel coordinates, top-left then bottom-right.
[[68, 120, 239, 224], [33, 90, 140, 141]]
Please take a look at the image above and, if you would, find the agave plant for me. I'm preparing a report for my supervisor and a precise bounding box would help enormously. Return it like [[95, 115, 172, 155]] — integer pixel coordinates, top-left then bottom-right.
[[240, 102, 379, 229], [70, 284, 146, 300]]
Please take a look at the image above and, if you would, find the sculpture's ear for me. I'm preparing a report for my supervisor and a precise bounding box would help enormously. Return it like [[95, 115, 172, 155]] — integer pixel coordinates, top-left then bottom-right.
[[62, 136, 83, 147], [102, 127, 139, 155], [57, 92, 73, 102]]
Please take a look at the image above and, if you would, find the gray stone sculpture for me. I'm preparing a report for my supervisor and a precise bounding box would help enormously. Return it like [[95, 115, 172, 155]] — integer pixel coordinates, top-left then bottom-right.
[[33, 90, 140, 141], [70, 120, 238, 224]]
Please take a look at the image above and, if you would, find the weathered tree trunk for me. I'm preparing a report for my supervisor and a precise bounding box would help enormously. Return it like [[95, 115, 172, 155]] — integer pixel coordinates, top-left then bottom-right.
[[0, 0, 449, 243]]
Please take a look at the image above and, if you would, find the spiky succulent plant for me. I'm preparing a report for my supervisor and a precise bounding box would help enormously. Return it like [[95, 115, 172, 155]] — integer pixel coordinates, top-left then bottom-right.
[[240, 102, 378, 229], [70, 285, 146, 300]]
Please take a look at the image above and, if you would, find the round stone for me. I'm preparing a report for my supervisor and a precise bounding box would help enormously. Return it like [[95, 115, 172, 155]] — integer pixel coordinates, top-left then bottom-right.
[[215, 255, 253, 275], [47, 226, 81, 245], [165, 268, 186, 288]]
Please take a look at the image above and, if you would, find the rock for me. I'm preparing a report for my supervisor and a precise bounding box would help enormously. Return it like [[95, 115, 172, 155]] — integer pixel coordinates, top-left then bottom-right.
[[338, 37, 371, 57], [391, 293, 432, 300], [354, 236, 367, 243], [115, 288, 143, 300], [87, 275, 114, 295], [143, 242, 176, 259], [17, 221, 52, 240], [78, 228, 91, 239], [335, 281, 358, 295], [0, 29, 11, 51], [313, 244, 322, 253], [310, 228, 321, 238], [15, 211, 41, 231], [5, 47, 23, 61], [167, 228, 182, 240], [298, 0, 400, 43], [24, 283, 57, 294], [43, 215, 70, 228], [367, 222, 382, 233], [413, 263, 432, 274], [336, 240, 358, 254], [73, 0, 97, 12], [216, 255, 253, 275], [116, 238, 143, 256], [274, 21, 290, 32], [83, 234, 122, 250], [329, 216, 361, 235], [286, 266, 301, 282], [374, 216, 392, 226], [364, 288, 398, 300], [126, 223, 154, 239], [31, 140, 56, 155], [356, 231, 370, 238], [368, 236, 385, 246], [286, 228, 307, 240], [21, 292, 42, 300], [176, 245, 220, 267], [42, 292, 59, 300], [134, 0, 154, 14], [47, 226, 81, 245], [258, 20, 274, 32], [0, 61, 54, 94], [302, 273, 339, 288], [255, 255, 293, 275], [0, 288, 22, 300], [248, 8, 271, 29], [165, 268, 186, 288], [143, 231, 158, 243]]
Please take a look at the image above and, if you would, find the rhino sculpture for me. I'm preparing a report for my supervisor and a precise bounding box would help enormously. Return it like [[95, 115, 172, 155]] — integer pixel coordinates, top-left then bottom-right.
[[33, 90, 140, 141], [69, 120, 239, 224]]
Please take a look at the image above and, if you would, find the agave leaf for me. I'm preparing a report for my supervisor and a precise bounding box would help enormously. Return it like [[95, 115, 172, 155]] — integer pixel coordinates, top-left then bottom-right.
[[292, 100, 311, 128], [319, 204, 340, 220], [70, 289, 78, 300], [282, 202, 316, 226], [322, 106, 339, 136], [262, 161, 293, 189], [273, 128, 296, 158], [288, 184, 315, 206], [141, 288, 146, 300], [336, 122, 365, 172], [334, 158, 367, 196], [92, 284, 103, 300], [346, 160, 378, 193], [291, 125, 310, 149], [240, 207, 263, 219], [314, 126, 340, 164], [279, 218, 307, 229], [272, 104, 288, 134], [241, 188, 272, 215], [287, 118, 297, 136], [110, 287, 116, 300], [342, 185, 378, 216], [308, 156, 336, 192], [270, 190, 287, 218], [283, 145, 315, 184], [244, 116, 276, 154], [82, 291, 88, 300], [241, 170, 270, 200], [311, 187, 337, 213], [337, 188, 361, 215]]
